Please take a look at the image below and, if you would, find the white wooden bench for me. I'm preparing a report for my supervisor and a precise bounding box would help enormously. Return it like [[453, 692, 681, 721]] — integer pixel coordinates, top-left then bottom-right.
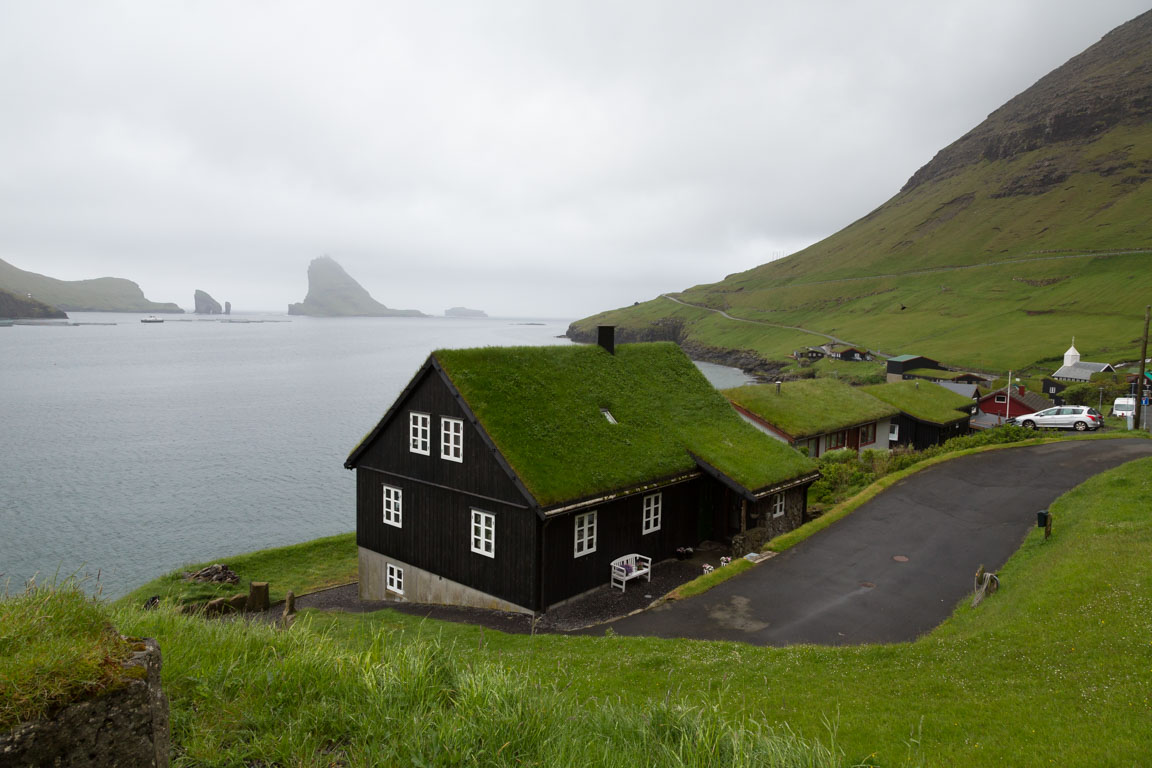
[[610, 554, 652, 592]]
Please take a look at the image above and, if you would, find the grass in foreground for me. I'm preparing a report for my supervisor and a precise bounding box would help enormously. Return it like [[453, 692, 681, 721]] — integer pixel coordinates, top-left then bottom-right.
[[100, 454, 1152, 766], [109, 609, 844, 767], [116, 532, 357, 608], [0, 581, 132, 730]]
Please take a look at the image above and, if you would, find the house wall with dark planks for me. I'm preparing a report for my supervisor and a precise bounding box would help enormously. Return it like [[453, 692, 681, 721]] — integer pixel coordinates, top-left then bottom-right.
[[353, 366, 528, 506], [539, 479, 704, 607], [353, 365, 540, 609], [356, 467, 539, 609], [892, 414, 971, 451]]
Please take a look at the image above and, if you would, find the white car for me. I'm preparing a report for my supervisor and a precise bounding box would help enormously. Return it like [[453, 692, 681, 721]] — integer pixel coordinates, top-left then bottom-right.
[[1009, 406, 1103, 431]]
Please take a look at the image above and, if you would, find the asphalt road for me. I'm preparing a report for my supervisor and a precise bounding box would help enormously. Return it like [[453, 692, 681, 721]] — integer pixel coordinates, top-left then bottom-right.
[[595, 438, 1152, 646]]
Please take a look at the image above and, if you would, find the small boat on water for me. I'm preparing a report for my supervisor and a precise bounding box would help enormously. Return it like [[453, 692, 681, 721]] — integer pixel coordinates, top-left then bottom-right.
[[141, 315, 164, 324]]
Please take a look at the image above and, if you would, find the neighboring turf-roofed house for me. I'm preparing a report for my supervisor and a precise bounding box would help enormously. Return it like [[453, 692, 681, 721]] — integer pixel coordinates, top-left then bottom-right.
[[724, 378, 899, 458], [885, 354, 943, 383], [861, 381, 973, 450], [345, 333, 819, 614]]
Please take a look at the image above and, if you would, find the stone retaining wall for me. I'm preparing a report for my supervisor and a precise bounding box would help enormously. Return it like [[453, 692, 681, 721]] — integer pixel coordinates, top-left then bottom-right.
[[0, 638, 169, 768]]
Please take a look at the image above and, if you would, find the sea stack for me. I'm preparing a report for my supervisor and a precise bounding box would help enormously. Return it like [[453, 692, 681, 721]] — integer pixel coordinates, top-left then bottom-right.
[[287, 256, 426, 317], [194, 290, 223, 315]]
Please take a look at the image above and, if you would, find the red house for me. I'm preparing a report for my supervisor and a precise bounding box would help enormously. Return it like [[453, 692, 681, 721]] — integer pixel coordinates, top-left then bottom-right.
[[970, 386, 1053, 430]]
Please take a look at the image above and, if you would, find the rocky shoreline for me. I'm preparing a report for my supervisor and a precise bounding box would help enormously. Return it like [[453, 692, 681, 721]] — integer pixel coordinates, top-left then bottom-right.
[[565, 322, 787, 380]]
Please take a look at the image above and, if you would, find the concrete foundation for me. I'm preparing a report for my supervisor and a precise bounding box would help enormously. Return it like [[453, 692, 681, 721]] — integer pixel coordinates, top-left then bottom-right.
[[358, 547, 533, 615]]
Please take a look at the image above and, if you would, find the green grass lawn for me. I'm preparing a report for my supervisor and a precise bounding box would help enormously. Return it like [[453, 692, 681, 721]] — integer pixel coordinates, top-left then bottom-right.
[[90, 453, 1152, 765], [116, 532, 357, 608]]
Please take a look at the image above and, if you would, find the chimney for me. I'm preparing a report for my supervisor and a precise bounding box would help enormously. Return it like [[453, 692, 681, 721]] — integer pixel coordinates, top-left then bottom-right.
[[597, 325, 616, 355]]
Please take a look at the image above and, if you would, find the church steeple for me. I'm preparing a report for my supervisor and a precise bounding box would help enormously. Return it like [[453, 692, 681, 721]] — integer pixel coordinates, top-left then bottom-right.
[[1064, 338, 1080, 367]]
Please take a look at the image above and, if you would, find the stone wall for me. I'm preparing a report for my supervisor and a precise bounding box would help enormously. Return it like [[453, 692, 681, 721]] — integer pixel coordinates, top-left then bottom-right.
[[0, 638, 169, 768], [730, 486, 808, 555]]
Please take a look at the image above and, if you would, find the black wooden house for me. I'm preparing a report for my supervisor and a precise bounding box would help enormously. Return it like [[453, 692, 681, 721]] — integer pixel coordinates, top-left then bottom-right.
[[861, 380, 973, 450], [345, 332, 819, 614]]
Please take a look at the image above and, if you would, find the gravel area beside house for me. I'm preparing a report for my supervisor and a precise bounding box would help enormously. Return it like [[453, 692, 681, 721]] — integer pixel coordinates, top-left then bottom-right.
[[259, 545, 731, 634]]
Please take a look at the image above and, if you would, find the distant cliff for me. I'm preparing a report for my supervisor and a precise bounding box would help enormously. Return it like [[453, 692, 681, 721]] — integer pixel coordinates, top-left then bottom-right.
[[0, 288, 67, 319], [0, 257, 183, 313], [288, 257, 425, 317], [445, 307, 487, 318], [194, 290, 223, 314]]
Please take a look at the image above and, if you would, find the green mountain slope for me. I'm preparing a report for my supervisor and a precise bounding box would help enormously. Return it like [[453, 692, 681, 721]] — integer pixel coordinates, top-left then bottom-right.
[[571, 9, 1152, 374], [0, 287, 67, 319], [287, 256, 426, 317], [0, 258, 183, 313]]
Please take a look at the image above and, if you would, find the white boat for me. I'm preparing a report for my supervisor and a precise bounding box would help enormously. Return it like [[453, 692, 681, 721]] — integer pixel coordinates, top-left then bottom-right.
[[140, 315, 164, 324]]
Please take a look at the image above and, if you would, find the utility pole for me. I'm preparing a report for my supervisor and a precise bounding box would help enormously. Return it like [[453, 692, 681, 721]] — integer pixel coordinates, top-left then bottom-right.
[[1136, 305, 1150, 432]]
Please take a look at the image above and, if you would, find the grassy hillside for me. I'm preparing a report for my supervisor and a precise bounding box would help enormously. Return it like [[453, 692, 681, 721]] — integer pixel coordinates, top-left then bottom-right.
[[572, 11, 1152, 375], [92, 454, 1152, 765], [0, 287, 67, 319], [0, 257, 184, 313]]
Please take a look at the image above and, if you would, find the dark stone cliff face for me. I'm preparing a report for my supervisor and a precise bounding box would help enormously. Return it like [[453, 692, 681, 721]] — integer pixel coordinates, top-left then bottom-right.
[[0, 288, 67, 319], [566, 321, 787, 379], [193, 290, 223, 314], [902, 9, 1152, 193]]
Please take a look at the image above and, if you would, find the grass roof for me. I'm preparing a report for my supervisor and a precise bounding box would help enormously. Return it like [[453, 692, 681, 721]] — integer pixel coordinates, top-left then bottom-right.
[[861, 380, 975, 425], [723, 378, 900, 440], [902, 367, 970, 380], [433, 343, 815, 507]]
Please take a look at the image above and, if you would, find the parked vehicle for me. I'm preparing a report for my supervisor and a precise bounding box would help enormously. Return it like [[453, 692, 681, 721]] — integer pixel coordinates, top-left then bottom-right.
[[1112, 397, 1136, 418], [1009, 406, 1103, 431]]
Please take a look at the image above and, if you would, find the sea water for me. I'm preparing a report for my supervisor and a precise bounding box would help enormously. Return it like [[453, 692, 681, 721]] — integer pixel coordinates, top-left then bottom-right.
[[0, 313, 751, 598]]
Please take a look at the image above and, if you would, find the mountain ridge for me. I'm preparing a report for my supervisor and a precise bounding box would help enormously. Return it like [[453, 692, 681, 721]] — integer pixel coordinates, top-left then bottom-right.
[[0, 257, 184, 314], [569, 9, 1152, 374]]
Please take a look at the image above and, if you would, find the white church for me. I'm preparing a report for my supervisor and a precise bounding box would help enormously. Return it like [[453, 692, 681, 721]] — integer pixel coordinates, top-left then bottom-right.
[[1051, 340, 1115, 383]]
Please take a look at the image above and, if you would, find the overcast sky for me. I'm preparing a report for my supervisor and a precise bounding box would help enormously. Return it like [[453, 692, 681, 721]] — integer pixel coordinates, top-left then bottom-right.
[[1, 2, 1147, 317]]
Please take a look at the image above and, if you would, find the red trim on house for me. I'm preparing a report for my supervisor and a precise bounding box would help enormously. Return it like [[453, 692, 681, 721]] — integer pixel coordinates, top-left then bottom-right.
[[730, 403, 796, 442]]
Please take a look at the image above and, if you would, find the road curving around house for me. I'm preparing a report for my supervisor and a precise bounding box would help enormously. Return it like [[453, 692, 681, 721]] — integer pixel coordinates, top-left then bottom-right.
[[590, 438, 1152, 646]]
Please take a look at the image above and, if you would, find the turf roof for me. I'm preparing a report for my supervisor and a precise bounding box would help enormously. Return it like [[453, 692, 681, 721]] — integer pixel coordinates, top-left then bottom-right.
[[901, 367, 969, 380], [723, 378, 899, 439], [433, 343, 815, 507], [861, 380, 974, 425]]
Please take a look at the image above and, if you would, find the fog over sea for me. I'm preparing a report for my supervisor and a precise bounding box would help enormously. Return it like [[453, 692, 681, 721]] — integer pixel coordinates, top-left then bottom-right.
[[1, 313, 751, 599]]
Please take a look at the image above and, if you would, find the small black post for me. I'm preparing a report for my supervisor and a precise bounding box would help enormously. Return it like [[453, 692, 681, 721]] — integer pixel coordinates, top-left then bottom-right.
[[597, 325, 616, 355]]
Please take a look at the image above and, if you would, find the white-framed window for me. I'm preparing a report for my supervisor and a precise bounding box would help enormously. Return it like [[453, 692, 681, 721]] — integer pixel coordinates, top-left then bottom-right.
[[471, 508, 495, 558], [574, 511, 597, 557], [382, 484, 402, 528], [994, 394, 1007, 404], [889, 423, 900, 441], [441, 417, 463, 462], [771, 492, 785, 518], [642, 493, 662, 534], [409, 412, 430, 455], [386, 563, 404, 594]]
